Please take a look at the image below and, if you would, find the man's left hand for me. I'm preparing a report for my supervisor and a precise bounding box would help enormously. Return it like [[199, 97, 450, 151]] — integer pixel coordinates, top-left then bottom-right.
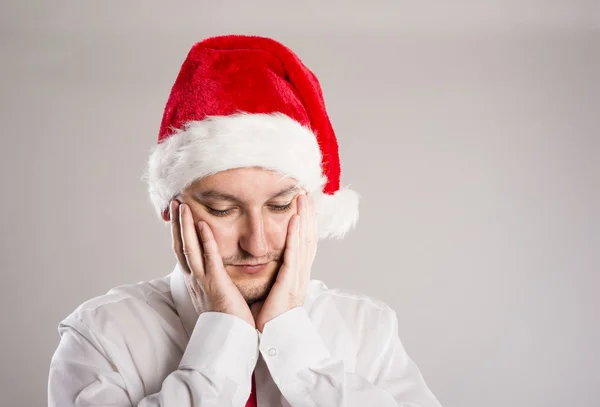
[[251, 191, 317, 332]]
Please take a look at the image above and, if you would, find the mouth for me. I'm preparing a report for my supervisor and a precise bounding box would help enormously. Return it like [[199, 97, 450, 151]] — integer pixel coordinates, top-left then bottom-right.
[[230, 263, 269, 275]]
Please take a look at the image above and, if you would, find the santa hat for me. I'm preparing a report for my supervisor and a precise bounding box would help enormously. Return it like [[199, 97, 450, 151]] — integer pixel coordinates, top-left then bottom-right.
[[145, 35, 359, 239]]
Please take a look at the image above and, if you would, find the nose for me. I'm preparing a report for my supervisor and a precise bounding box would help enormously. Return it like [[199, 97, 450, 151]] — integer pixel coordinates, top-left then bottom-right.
[[239, 211, 269, 258]]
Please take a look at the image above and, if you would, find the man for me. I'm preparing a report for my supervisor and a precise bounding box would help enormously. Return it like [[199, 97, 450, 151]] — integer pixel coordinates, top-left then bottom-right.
[[48, 35, 442, 407]]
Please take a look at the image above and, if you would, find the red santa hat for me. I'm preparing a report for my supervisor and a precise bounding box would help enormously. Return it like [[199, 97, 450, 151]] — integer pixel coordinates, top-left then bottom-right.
[[145, 35, 359, 239]]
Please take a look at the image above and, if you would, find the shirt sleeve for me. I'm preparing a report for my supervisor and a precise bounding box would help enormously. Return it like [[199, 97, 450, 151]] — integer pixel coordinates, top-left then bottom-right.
[[48, 312, 258, 407], [257, 307, 442, 407]]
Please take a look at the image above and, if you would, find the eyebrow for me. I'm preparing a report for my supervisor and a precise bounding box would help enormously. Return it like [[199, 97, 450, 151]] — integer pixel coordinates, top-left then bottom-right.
[[195, 184, 301, 203]]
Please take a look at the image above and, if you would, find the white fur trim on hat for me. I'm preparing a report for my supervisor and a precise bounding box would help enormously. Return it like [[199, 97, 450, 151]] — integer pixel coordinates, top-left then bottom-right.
[[313, 187, 360, 239], [144, 112, 359, 239]]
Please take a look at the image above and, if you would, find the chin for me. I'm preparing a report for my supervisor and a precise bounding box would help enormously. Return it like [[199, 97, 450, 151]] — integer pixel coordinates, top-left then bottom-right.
[[234, 270, 278, 305]]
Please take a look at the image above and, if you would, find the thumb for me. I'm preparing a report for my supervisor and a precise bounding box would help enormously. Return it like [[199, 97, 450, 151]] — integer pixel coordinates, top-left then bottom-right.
[[197, 221, 227, 276]]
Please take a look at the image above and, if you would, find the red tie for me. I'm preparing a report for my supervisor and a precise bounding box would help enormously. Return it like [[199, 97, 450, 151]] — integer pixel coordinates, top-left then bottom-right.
[[245, 372, 257, 407]]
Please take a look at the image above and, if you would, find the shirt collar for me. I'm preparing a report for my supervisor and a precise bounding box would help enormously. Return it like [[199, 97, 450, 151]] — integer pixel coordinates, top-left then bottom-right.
[[169, 263, 199, 338]]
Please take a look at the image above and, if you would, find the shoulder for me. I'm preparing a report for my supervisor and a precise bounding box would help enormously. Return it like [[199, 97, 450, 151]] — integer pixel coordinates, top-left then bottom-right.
[[305, 279, 397, 326], [304, 280, 399, 365], [60, 275, 175, 334]]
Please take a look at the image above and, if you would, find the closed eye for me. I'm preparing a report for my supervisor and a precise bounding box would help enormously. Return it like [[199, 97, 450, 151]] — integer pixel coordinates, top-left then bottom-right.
[[205, 203, 291, 217], [269, 203, 292, 212], [206, 207, 234, 217]]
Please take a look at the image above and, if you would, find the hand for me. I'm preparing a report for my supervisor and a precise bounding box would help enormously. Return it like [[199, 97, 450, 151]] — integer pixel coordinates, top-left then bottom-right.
[[170, 200, 255, 328], [252, 192, 317, 332]]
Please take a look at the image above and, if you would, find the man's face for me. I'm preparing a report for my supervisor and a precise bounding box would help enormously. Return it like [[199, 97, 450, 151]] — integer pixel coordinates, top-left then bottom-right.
[[177, 167, 302, 305]]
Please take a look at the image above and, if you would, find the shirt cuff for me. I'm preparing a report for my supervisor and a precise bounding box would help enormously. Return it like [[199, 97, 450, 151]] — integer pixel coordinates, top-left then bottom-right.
[[259, 307, 331, 378], [179, 312, 259, 386]]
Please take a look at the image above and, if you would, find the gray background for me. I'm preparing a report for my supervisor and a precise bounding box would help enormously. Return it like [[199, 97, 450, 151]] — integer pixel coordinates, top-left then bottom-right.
[[1, 1, 599, 406]]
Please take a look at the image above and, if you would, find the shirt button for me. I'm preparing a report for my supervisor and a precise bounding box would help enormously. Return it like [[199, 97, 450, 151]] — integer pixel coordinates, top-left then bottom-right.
[[268, 347, 278, 357]]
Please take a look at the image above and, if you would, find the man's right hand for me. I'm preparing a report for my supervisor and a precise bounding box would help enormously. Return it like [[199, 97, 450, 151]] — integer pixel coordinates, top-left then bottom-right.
[[170, 200, 255, 328]]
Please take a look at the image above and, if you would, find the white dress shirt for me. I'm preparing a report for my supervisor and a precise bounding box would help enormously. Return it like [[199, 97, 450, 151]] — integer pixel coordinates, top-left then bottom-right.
[[48, 264, 442, 406]]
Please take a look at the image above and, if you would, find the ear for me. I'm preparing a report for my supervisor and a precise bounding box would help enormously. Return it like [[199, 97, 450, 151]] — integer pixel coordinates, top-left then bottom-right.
[[161, 207, 170, 222]]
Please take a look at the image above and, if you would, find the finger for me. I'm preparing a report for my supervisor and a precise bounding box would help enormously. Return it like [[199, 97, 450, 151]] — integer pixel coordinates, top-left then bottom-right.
[[299, 192, 307, 229], [309, 191, 318, 238], [282, 214, 300, 270], [170, 200, 191, 274], [305, 192, 317, 274], [179, 203, 206, 277], [197, 221, 226, 276], [298, 193, 310, 277], [306, 191, 317, 244], [307, 191, 315, 227], [299, 193, 308, 260]]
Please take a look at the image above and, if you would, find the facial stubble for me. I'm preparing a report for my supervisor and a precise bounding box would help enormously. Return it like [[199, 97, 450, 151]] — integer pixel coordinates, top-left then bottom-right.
[[234, 267, 279, 305]]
